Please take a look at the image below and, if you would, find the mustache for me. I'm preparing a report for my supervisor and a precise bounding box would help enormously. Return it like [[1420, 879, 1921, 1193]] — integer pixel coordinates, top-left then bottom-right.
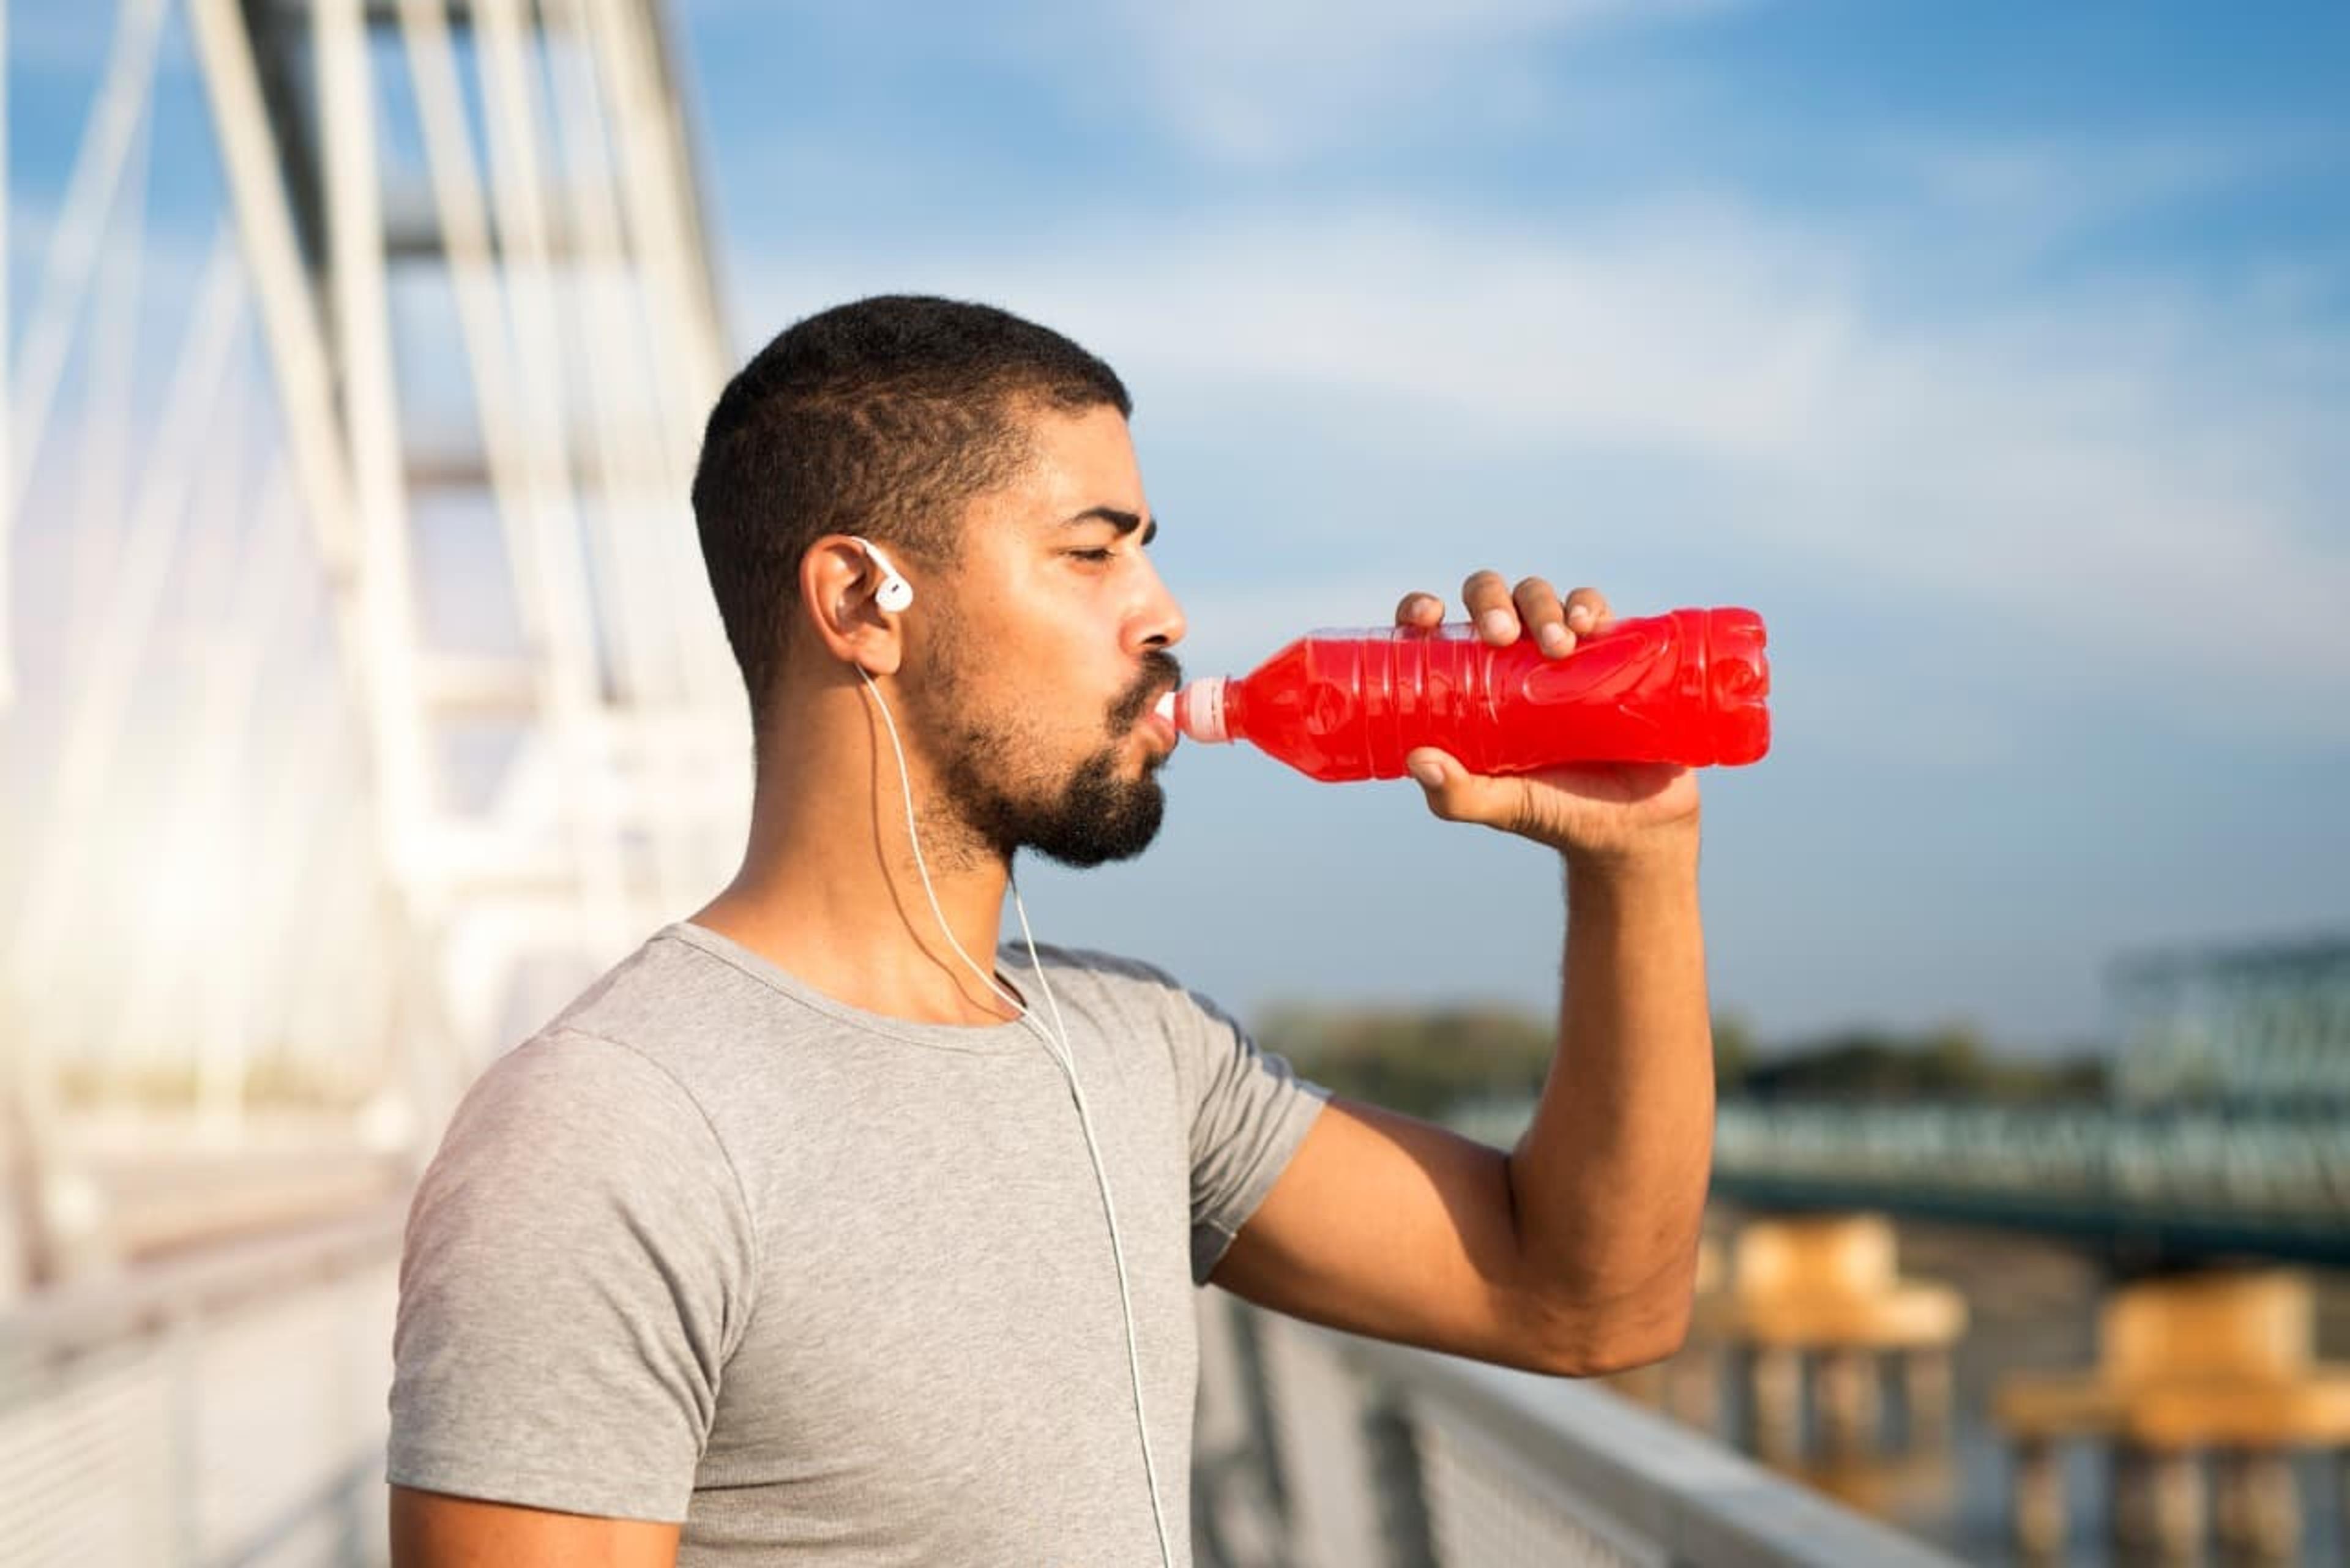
[[1110, 650, 1184, 732]]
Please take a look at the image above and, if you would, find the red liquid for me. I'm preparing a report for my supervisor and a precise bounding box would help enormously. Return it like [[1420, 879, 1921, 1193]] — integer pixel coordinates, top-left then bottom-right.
[[1179, 608, 1769, 782]]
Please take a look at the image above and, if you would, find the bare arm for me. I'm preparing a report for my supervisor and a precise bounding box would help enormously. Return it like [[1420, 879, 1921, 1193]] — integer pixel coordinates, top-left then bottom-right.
[[1511, 840, 1710, 1364], [390, 1487, 681, 1568], [1210, 576, 1712, 1376]]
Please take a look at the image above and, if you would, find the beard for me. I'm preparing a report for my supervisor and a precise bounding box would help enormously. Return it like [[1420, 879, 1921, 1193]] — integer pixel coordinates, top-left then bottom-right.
[[922, 644, 1182, 870]]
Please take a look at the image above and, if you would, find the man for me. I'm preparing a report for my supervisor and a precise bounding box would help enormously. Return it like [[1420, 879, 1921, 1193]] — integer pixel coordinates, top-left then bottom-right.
[[388, 296, 1712, 1566]]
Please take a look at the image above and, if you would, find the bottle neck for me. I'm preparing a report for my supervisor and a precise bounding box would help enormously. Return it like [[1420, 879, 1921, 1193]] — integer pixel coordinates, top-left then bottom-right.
[[1175, 676, 1233, 744]]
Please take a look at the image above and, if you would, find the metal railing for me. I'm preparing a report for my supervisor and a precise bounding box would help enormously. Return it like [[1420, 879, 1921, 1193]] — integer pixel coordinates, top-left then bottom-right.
[[1195, 1293, 1964, 1568], [2, 1201, 1955, 1568], [0, 1203, 403, 1568]]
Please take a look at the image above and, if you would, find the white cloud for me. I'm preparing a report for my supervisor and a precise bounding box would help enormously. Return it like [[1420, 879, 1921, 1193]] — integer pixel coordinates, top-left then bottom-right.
[[987, 0, 1736, 164], [1853, 129, 2350, 289]]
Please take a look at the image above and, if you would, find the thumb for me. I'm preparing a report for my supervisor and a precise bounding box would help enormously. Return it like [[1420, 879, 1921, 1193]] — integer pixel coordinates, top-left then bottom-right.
[[1405, 748, 1518, 826]]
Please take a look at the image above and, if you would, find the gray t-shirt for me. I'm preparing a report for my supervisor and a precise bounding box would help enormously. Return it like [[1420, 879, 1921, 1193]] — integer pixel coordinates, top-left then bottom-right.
[[388, 922, 1327, 1564]]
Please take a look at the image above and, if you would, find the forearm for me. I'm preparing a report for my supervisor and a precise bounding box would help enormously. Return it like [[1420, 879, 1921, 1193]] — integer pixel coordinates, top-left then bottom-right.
[[1509, 831, 1712, 1362]]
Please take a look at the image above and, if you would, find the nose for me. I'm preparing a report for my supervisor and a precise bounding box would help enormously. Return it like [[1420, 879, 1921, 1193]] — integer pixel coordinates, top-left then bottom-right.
[[1129, 554, 1187, 652]]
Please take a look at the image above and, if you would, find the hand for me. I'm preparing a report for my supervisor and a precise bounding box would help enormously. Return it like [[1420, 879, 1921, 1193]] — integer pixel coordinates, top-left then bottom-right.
[[1393, 573, 1702, 868]]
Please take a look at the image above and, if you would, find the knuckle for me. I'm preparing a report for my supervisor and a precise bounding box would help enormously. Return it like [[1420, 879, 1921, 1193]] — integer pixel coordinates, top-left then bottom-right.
[[1507, 782, 1545, 837]]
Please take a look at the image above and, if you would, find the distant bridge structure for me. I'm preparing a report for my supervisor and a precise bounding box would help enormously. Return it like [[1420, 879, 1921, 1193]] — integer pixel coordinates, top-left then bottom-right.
[[2106, 933, 2350, 1105], [1446, 935, 2350, 1268], [1708, 934, 2350, 1269], [1708, 1102, 2350, 1267]]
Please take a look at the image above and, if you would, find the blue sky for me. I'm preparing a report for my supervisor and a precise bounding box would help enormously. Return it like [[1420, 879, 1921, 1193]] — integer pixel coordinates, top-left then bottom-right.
[[6, 1, 2346, 1058], [664, 1, 2350, 1051]]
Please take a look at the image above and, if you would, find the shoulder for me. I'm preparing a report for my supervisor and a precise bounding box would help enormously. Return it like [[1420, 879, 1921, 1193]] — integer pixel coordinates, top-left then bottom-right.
[[446, 1025, 704, 1134], [422, 1025, 742, 1218], [545, 925, 766, 1059], [1003, 943, 1276, 1102], [406, 1025, 759, 1326], [527, 923, 830, 1111], [417, 941, 766, 1241], [1008, 943, 1232, 1028]]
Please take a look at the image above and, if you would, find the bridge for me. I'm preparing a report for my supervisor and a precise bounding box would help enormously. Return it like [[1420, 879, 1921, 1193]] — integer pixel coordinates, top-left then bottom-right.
[[0, 4, 1968, 1566], [1709, 935, 2350, 1268], [1439, 936, 2350, 1269], [1711, 1100, 2350, 1267]]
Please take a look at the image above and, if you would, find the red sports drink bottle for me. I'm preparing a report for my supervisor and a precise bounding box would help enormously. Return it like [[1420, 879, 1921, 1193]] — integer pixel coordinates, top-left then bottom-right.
[[1162, 607, 1769, 782]]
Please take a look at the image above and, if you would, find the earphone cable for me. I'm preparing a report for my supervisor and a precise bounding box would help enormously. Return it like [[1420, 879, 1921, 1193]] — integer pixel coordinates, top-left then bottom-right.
[[1007, 878, 1174, 1561], [855, 667, 1176, 1568]]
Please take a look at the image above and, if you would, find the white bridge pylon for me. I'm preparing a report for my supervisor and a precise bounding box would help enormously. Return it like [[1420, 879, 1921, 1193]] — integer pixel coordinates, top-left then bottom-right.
[[2, 0, 748, 1285]]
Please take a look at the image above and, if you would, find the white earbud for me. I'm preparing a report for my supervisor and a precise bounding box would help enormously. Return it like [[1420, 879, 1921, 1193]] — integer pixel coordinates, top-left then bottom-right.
[[852, 536, 914, 613]]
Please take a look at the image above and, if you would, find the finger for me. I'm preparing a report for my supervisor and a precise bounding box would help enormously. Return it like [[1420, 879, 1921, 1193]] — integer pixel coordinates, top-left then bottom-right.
[[1513, 576, 1572, 656], [1461, 570, 1517, 644], [1406, 747, 1525, 831], [1393, 591, 1446, 629], [1563, 586, 1613, 637]]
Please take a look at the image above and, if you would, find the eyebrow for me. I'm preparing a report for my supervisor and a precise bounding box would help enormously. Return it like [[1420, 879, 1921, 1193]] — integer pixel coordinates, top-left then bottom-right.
[[1062, 505, 1158, 546]]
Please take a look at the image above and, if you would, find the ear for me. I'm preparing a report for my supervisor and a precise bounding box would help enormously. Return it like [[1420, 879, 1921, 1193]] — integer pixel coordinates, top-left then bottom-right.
[[800, 534, 906, 676]]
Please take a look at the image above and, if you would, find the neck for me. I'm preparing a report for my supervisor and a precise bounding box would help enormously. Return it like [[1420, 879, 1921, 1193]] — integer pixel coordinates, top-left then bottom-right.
[[693, 682, 1023, 1026]]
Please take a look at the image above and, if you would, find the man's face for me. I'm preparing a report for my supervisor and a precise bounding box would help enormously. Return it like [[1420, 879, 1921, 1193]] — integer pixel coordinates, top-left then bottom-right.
[[901, 403, 1187, 868]]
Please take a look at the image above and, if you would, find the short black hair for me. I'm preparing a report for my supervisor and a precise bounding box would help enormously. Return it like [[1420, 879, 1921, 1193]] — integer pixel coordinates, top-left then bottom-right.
[[690, 294, 1132, 730]]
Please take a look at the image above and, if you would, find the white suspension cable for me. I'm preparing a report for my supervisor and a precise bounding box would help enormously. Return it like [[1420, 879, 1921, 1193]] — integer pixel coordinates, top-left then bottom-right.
[[2, 0, 171, 707], [67, 63, 156, 685], [1, 0, 11, 711], [7, 238, 245, 1036], [5, 0, 169, 525]]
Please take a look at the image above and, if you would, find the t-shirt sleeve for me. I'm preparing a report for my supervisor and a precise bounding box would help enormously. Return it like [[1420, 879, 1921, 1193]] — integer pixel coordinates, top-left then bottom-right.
[[1167, 985, 1330, 1284], [387, 1028, 757, 1522]]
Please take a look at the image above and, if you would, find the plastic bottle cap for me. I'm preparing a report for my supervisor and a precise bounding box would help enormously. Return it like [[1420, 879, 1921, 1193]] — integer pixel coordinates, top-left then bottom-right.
[[1173, 678, 1229, 744]]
